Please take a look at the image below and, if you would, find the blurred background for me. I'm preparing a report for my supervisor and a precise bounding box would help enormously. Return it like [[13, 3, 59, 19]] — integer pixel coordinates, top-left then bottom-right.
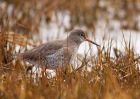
[[1, 1, 140, 98], [0, 0, 140, 55]]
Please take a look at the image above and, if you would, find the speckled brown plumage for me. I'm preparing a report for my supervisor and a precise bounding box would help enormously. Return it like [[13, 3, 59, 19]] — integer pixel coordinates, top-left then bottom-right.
[[17, 29, 100, 69]]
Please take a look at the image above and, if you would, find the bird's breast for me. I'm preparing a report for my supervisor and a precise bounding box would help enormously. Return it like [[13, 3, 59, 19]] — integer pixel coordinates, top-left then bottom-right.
[[44, 45, 79, 69]]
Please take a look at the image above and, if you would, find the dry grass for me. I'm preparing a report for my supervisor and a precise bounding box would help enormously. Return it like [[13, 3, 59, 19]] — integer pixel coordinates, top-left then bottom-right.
[[0, 28, 140, 99], [0, 1, 140, 99]]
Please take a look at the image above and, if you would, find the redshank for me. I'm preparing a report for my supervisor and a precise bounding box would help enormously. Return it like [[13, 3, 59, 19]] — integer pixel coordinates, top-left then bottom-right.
[[18, 29, 100, 69]]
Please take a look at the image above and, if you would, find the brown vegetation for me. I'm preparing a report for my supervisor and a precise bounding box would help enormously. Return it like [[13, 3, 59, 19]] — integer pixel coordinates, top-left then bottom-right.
[[0, 0, 140, 99]]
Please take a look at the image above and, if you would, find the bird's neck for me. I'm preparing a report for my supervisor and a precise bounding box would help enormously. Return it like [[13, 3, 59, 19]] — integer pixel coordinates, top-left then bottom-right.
[[66, 38, 80, 47], [66, 37, 82, 46], [64, 38, 80, 54]]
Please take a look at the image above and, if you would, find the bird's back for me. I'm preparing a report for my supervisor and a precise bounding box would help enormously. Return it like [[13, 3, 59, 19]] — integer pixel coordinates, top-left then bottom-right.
[[18, 40, 72, 69]]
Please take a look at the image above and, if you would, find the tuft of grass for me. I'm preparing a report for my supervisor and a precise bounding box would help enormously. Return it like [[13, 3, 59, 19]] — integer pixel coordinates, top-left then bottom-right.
[[0, 8, 140, 99]]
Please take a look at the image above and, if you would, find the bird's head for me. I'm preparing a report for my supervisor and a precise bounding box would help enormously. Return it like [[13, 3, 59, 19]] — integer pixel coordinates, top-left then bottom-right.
[[68, 29, 100, 46]]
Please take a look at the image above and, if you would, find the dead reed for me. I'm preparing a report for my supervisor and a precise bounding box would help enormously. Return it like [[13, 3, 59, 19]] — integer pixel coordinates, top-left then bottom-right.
[[0, 25, 140, 99], [0, 1, 140, 98]]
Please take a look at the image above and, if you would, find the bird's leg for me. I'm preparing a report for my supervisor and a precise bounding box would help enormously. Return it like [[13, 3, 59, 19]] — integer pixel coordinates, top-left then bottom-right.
[[41, 66, 48, 77], [56, 66, 62, 78]]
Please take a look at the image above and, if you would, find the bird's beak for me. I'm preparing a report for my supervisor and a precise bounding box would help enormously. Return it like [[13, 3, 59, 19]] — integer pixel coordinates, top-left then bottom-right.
[[84, 35, 100, 47]]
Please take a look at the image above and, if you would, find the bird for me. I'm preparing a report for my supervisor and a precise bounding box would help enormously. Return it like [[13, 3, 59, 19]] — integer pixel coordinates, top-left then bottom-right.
[[17, 29, 100, 70]]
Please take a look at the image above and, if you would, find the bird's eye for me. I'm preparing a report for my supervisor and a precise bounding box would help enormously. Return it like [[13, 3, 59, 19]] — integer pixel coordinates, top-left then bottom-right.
[[80, 33, 85, 37]]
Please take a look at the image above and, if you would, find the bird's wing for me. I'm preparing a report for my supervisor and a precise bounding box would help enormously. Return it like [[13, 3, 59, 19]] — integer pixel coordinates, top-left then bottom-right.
[[20, 40, 64, 65]]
